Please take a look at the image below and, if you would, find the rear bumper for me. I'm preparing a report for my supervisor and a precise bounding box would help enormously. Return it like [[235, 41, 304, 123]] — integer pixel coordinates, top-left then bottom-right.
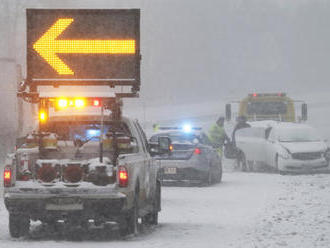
[[4, 187, 127, 220], [160, 160, 209, 186], [279, 157, 329, 173]]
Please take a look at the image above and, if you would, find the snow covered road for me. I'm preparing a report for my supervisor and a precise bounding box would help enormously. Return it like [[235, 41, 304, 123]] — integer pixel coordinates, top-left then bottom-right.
[[1, 172, 330, 247]]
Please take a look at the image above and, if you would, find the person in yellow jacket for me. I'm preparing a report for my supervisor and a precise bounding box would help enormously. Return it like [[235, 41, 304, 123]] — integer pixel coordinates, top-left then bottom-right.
[[153, 123, 160, 132], [208, 117, 230, 157]]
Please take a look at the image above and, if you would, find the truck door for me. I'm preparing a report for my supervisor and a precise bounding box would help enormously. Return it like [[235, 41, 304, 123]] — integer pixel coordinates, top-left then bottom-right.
[[133, 121, 153, 202]]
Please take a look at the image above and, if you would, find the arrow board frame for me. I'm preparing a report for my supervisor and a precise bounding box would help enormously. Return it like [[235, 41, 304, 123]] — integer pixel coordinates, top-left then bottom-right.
[[26, 9, 140, 92]]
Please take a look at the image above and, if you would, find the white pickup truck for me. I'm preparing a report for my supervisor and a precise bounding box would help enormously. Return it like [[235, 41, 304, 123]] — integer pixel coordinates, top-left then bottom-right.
[[3, 114, 170, 238]]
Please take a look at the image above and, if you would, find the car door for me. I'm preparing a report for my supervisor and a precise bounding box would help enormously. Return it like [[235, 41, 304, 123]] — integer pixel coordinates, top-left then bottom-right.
[[235, 128, 253, 158], [235, 127, 267, 163], [249, 127, 268, 163], [265, 128, 277, 168], [199, 133, 218, 172]]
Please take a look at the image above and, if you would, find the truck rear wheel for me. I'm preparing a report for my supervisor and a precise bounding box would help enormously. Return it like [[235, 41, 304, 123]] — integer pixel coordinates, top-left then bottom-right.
[[120, 190, 139, 236], [142, 182, 160, 226], [9, 214, 30, 238]]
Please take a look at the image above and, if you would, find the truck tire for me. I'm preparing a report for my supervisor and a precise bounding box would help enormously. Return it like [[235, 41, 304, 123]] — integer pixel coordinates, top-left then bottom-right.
[[9, 214, 30, 238], [142, 182, 160, 226]]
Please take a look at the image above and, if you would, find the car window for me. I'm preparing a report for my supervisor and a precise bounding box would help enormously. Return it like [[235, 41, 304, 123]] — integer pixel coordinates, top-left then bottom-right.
[[236, 127, 265, 139], [150, 132, 200, 144]]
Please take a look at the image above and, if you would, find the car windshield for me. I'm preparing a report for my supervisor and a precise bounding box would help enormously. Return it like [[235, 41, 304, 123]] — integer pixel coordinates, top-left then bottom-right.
[[46, 121, 130, 142], [278, 127, 321, 142], [150, 132, 200, 144], [37, 120, 137, 159], [247, 101, 287, 116]]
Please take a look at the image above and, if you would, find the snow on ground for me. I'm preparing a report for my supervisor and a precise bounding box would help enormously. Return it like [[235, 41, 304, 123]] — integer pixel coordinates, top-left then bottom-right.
[[243, 174, 330, 248], [1, 170, 330, 247]]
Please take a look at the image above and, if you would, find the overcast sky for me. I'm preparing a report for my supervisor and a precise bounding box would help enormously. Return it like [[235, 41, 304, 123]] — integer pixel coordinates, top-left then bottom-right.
[[1, 0, 330, 105], [1, 0, 330, 136]]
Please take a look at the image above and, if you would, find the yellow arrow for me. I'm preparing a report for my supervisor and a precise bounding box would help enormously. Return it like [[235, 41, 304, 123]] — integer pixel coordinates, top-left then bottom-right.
[[33, 18, 136, 75]]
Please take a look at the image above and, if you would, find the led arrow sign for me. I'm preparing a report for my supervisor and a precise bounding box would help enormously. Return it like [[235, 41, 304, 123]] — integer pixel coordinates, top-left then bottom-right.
[[33, 18, 136, 75], [27, 9, 140, 88]]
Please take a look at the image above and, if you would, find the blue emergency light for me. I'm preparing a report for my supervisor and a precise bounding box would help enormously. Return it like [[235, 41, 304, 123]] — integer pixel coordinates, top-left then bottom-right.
[[182, 124, 192, 133]]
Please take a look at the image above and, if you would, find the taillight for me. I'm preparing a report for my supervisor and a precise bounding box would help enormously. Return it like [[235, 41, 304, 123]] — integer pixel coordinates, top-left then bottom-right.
[[4, 166, 12, 187], [118, 166, 128, 187], [194, 148, 201, 155]]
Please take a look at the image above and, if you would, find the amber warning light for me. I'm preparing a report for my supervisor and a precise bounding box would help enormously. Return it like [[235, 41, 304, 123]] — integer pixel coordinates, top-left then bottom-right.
[[39, 111, 47, 123], [53, 98, 102, 110]]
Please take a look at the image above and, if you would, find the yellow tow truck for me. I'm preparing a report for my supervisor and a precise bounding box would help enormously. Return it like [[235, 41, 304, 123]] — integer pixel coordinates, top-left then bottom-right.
[[225, 93, 307, 122]]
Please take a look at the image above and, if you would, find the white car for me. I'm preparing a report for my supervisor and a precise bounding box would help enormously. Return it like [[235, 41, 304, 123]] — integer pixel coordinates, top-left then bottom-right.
[[235, 122, 329, 173]]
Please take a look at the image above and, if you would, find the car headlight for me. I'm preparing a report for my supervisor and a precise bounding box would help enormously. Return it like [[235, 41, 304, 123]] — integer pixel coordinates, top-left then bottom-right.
[[278, 146, 291, 159]]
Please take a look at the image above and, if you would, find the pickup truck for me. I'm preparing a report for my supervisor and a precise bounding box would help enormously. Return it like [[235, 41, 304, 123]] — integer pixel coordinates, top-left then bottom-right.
[[3, 115, 170, 238]]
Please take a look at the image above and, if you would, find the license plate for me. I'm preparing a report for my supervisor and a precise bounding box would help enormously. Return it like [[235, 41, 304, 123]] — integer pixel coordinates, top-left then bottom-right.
[[164, 167, 177, 174], [46, 198, 83, 211]]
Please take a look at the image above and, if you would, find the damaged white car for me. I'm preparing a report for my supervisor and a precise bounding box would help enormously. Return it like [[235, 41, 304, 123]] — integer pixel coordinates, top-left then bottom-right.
[[235, 122, 330, 173]]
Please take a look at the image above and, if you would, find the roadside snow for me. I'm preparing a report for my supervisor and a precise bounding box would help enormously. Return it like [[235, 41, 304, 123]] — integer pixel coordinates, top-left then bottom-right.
[[242, 174, 330, 248], [1, 172, 330, 247]]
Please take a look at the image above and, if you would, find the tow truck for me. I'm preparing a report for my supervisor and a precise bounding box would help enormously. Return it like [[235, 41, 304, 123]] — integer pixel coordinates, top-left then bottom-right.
[[4, 91, 172, 238], [225, 93, 307, 122], [3, 8, 171, 238]]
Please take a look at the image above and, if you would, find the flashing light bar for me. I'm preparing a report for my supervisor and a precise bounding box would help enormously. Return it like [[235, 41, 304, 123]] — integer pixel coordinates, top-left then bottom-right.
[[182, 124, 192, 133], [249, 93, 286, 97], [54, 97, 102, 110]]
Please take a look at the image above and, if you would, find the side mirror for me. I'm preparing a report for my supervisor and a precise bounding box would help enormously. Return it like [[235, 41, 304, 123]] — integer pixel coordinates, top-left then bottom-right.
[[301, 103, 307, 121], [148, 136, 172, 157], [225, 104, 231, 121], [158, 136, 172, 154]]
